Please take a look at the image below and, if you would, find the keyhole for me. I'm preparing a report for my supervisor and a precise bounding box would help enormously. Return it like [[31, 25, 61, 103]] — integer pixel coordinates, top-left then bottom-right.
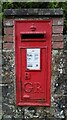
[[26, 73, 28, 79], [25, 73, 30, 80]]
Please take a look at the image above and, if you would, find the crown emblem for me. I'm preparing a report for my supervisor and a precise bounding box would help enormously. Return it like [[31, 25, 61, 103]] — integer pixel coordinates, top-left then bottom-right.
[[30, 23, 36, 31]]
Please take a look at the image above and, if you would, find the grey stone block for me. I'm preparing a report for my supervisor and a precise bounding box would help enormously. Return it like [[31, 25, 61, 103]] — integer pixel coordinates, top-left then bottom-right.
[[4, 9, 63, 16]]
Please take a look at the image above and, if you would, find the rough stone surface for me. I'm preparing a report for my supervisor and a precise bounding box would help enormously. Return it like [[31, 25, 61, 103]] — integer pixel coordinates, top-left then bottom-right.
[[2, 51, 15, 83], [4, 9, 63, 16]]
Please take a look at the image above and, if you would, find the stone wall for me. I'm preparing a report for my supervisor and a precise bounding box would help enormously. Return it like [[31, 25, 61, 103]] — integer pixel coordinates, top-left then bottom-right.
[[1, 9, 67, 120]]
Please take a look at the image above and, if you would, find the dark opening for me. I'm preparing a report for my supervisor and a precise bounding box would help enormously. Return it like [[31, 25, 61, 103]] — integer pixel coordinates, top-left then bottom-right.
[[21, 33, 44, 39]]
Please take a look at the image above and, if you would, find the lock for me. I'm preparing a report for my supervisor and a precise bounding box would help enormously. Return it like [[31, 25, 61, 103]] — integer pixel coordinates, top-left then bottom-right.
[[26, 73, 28, 79]]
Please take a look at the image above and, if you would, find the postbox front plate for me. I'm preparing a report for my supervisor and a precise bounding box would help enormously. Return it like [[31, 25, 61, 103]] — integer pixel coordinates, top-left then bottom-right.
[[15, 20, 52, 106]]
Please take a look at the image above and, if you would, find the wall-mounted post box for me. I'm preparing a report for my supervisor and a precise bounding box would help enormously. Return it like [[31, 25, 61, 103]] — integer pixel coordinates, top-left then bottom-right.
[[15, 20, 52, 106]]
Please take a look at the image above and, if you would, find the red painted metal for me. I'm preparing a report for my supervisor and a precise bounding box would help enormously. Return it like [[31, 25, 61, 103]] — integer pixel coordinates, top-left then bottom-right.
[[15, 20, 52, 106]]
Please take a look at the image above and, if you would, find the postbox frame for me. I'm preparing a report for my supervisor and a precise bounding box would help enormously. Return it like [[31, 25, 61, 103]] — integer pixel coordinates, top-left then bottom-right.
[[15, 20, 52, 106]]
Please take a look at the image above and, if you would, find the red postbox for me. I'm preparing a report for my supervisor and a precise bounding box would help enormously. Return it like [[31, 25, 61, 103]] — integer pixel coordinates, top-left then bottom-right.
[[15, 20, 52, 106]]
